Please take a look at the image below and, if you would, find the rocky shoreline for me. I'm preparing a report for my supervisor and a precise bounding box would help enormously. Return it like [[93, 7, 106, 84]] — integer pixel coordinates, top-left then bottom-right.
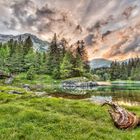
[[62, 80, 111, 88]]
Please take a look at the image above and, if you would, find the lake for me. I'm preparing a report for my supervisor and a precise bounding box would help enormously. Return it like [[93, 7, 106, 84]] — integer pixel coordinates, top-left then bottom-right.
[[60, 81, 140, 106]]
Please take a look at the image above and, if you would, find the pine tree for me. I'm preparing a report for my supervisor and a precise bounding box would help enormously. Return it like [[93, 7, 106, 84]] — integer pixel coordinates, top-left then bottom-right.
[[60, 51, 74, 79], [42, 52, 47, 63], [76, 40, 90, 73], [26, 66, 35, 80], [46, 33, 64, 78], [35, 52, 42, 73], [110, 61, 120, 80], [39, 52, 47, 74], [23, 36, 33, 56], [8, 39, 15, 57], [131, 64, 140, 80], [24, 49, 36, 70], [0, 43, 9, 71], [73, 53, 85, 77], [120, 62, 128, 80]]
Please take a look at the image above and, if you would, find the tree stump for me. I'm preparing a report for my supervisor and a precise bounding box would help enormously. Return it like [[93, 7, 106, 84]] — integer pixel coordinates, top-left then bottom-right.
[[102, 101, 140, 130]]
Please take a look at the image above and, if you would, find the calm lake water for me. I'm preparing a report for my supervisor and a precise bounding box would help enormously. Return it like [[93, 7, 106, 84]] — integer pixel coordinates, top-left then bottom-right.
[[60, 81, 140, 106]]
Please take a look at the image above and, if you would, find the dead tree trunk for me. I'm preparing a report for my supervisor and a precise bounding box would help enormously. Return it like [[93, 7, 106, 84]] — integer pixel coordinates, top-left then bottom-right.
[[102, 101, 140, 130]]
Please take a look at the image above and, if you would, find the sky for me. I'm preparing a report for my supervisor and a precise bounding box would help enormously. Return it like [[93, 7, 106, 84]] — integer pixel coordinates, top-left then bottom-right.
[[0, 0, 140, 60], [0, 0, 135, 39]]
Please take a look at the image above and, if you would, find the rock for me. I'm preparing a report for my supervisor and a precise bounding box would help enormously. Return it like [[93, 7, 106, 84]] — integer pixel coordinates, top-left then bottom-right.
[[34, 91, 48, 97], [76, 82, 98, 87], [96, 82, 111, 86], [31, 84, 45, 91], [62, 81, 100, 88], [0, 71, 10, 79], [23, 84, 31, 91], [4, 77, 14, 84], [0, 90, 4, 93], [8, 90, 24, 94], [89, 96, 112, 104], [62, 81, 76, 87], [47, 96, 52, 98]]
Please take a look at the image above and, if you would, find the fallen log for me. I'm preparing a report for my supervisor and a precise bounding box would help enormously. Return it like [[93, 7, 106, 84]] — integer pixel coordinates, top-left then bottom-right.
[[102, 101, 140, 130]]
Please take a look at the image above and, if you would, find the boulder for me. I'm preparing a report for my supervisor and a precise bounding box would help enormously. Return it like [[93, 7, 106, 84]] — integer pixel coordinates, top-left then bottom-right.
[[62, 81, 102, 88], [0, 71, 10, 79], [5, 77, 14, 84], [23, 84, 31, 91], [34, 91, 49, 97], [31, 84, 45, 91]]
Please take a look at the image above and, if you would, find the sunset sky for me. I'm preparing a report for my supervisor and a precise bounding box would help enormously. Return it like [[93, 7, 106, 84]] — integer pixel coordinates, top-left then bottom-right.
[[0, 0, 140, 60]]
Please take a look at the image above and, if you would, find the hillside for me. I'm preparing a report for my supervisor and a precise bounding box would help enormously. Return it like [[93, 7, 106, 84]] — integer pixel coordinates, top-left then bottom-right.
[[89, 58, 112, 69], [0, 33, 49, 51]]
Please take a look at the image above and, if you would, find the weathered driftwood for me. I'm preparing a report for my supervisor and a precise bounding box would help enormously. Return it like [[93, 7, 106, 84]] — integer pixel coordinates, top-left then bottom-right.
[[102, 101, 140, 130]]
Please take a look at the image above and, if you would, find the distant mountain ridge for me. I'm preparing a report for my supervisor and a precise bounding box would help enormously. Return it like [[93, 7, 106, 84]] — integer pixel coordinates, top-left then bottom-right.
[[89, 58, 112, 69], [0, 33, 49, 51], [89, 58, 134, 69]]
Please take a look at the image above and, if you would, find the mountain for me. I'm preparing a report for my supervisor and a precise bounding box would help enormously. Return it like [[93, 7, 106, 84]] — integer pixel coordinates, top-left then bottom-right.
[[1, 1, 140, 60], [89, 58, 137, 69], [0, 33, 49, 51], [89, 59, 112, 69]]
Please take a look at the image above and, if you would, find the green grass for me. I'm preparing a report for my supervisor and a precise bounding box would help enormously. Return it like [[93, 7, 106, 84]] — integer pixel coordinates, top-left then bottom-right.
[[0, 73, 62, 93], [0, 87, 140, 140], [14, 73, 60, 85]]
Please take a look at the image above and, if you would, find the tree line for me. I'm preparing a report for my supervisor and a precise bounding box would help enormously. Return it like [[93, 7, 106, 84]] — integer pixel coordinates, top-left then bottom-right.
[[94, 58, 140, 81], [45, 34, 90, 79], [0, 34, 90, 80], [0, 33, 139, 81]]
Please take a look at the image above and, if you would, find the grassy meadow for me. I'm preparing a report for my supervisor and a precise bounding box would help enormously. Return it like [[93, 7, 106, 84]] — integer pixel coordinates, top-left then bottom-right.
[[0, 84, 140, 140]]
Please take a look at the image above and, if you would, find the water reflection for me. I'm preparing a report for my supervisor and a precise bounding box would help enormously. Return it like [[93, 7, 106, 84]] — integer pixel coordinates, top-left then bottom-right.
[[61, 82, 140, 106], [89, 96, 112, 104]]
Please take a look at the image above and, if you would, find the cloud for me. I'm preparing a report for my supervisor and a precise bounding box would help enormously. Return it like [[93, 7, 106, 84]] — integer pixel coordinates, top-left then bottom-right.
[[36, 4, 55, 16], [0, 0, 140, 60], [2, 0, 139, 38], [6, 0, 81, 41], [10, 0, 36, 26], [124, 36, 140, 53]]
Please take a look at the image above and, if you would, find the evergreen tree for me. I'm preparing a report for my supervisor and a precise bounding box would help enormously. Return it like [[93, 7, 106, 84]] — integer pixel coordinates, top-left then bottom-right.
[[76, 40, 90, 73], [24, 49, 36, 70], [8, 39, 15, 57], [26, 66, 36, 80], [39, 52, 48, 74], [42, 52, 47, 63], [120, 62, 128, 80], [23, 36, 33, 56], [60, 51, 74, 79], [0, 43, 9, 71], [46, 33, 64, 78], [110, 61, 120, 80], [73, 53, 85, 77], [131, 64, 140, 80]]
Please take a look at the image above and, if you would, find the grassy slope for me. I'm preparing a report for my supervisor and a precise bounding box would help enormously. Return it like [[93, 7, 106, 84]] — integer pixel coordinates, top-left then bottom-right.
[[13, 73, 60, 85], [0, 86, 140, 140]]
